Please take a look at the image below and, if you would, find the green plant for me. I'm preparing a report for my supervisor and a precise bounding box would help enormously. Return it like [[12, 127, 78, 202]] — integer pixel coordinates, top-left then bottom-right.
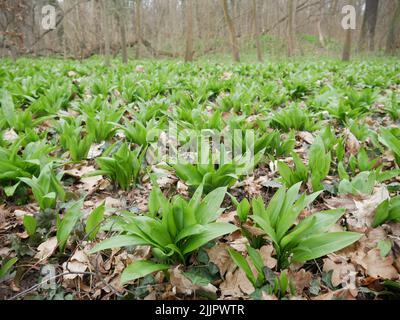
[[270, 104, 318, 132], [229, 247, 295, 299], [113, 119, 160, 148], [23, 215, 37, 237], [87, 142, 145, 190], [0, 257, 18, 281], [338, 171, 377, 196], [90, 183, 237, 284], [85, 202, 105, 241], [85, 107, 123, 143], [278, 137, 331, 191], [19, 163, 65, 210], [172, 151, 261, 193], [250, 183, 361, 269], [372, 196, 400, 228], [348, 148, 379, 173], [59, 121, 94, 162], [379, 128, 400, 166], [383, 92, 399, 121], [57, 199, 84, 252], [1, 90, 51, 132]]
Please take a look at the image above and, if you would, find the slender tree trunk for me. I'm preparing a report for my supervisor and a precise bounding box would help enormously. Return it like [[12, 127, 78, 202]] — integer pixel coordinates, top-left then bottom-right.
[[342, 28, 353, 61], [252, 0, 263, 62], [386, 0, 400, 55], [358, 0, 380, 52], [184, 0, 194, 62], [221, 0, 240, 62], [287, 0, 297, 57], [102, 0, 111, 66], [135, 0, 142, 59], [115, 1, 128, 63]]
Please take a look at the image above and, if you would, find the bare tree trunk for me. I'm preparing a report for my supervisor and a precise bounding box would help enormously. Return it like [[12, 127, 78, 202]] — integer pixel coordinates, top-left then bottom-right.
[[287, 0, 297, 57], [342, 28, 353, 61], [386, 0, 400, 55], [184, 0, 194, 62], [358, 0, 380, 52], [135, 0, 142, 59], [252, 0, 263, 62], [221, 0, 240, 62], [114, 0, 128, 63], [317, 0, 325, 48], [102, 0, 111, 66]]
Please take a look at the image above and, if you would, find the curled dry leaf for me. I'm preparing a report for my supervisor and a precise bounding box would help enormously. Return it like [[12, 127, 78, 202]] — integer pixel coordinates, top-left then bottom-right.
[[170, 265, 217, 296], [220, 267, 254, 298], [323, 255, 356, 288], [259, 245, 277, 269], [345, 129, 360, 155], [288, 269, 312, 295], [298, 131, 315, 145], [326, 186, 390, 232], [206, 244, 235, 278], [352, 248, 399, 280], [62, 250, 90, 280], [35, 237, 58, 261]]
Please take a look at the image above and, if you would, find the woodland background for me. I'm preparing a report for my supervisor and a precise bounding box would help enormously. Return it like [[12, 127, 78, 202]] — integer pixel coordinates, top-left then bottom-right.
[[1, 0, 399, 63]]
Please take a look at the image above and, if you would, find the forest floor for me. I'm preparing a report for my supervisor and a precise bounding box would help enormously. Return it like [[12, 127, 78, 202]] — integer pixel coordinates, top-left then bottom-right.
[[0, 57, 400, 300]]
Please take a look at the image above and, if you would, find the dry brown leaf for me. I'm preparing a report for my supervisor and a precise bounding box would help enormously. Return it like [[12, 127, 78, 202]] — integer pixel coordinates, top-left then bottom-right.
[[345, 129, 360, 155], [169, 265, 217, 296], [62, 250, 90, 280], [326, 186, 389, 232], [323, 256, 356, 288], [259, 245, 277, 269], [288, 269, 312, 295], [206, 244, 235, 277], [220, 267, 254, 298], [298, 131, 315, 144], [313, 288, 355, 300], [354, 248, 399, 280], [35, 237, 58, 261]]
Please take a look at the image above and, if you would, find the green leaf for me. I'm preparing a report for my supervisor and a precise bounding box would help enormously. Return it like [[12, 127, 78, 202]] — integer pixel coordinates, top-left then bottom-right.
[[182, 222, 237, 255], [23, 215, 37, 237], [57, 199, 84, 252], [228, 249, 256, 286], [372, 199, 390, 228], [121, 260, 170, 284], [378, 240, 392, 258], [292, 232, 362, 263], [90, 235, 148, 253], [85, 202, 105, 241], [4, 182, 20, 197], [195, 187, 227, 224], [0, 257, 18, 280]]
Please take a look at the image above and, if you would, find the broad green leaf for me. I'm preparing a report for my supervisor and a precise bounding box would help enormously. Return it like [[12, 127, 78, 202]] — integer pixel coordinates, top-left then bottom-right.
[[0, 257, 18, 279], [57, 199, 84, 252], [85, 202, 105, 241], [90, 235, 147, 253], [182, 222, 237, 255], [228, 249, 256, 286], [121, 260, 170, 284], [195, 187, 227, 224], [292, 232, 362, 263], [23, 215, 37, 237]]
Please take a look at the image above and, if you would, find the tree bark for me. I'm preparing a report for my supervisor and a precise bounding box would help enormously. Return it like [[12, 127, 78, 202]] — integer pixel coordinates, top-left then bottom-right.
[[287, 0, 297, 57], [184, 0, 194, 62], [386, 0, 400, 55], [342, 28, 353, 61], [221, 0, 240, 62], [101, 0, 111, 66], [135, 0, 142, 59], [252, 0, 263, 62], [358, 0, 380, 52]]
